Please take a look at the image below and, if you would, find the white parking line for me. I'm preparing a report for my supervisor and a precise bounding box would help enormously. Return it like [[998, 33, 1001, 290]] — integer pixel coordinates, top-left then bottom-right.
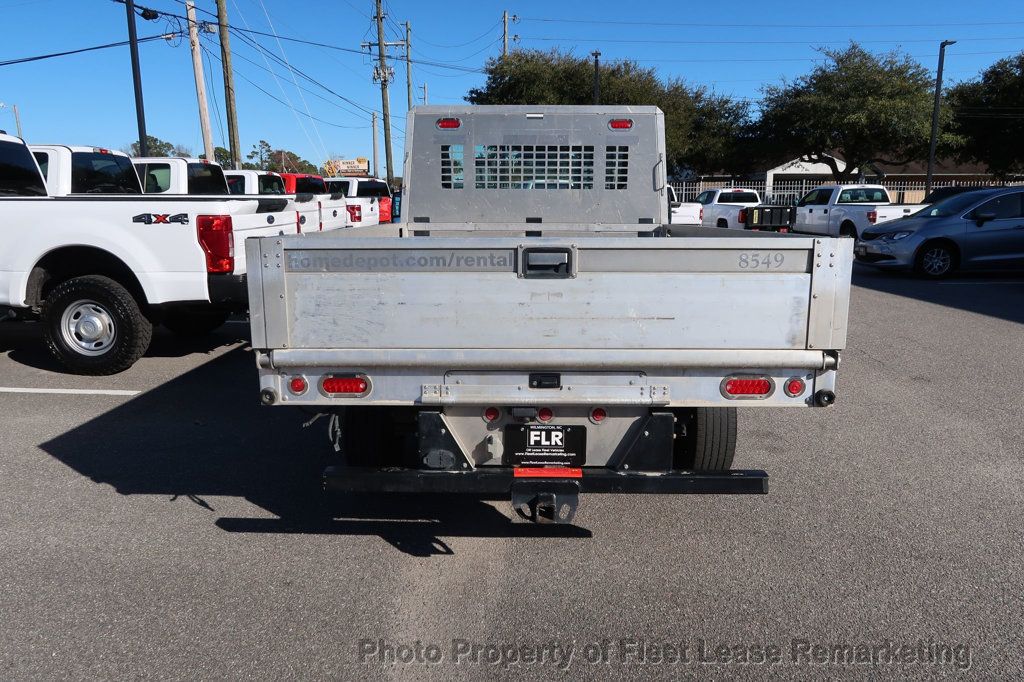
[[0, 387, 140, 396]]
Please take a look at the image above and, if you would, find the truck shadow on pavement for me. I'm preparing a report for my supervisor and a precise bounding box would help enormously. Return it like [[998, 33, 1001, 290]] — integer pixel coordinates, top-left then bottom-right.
[[0, 322, 251, 372], [38, 347, 590, 556], [852, 265, 1024, 325]]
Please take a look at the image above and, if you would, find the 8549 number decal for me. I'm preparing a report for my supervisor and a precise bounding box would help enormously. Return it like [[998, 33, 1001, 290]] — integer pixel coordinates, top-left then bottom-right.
[[738, 252, 786, 269]]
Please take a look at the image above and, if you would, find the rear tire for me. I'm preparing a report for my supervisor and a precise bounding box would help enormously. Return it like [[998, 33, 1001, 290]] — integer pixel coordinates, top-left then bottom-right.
[[162, 310, 230, 336], [672, 407, 737, 472], [717, 219, 729, 228], [839, 222, 858, 239], [41, 275, 152, 375]]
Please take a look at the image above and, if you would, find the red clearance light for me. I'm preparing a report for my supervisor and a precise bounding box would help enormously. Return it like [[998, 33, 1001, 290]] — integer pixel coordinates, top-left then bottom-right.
[[590, 407, 607, 424], [722, 377, 773, 398], [436, 117, 461, 130], [608, 118, 633, 130], [784, 377, 806, 397], [537, 407, 554, 423], [483, 406, 501, 423], [196, 215, 234, 273], [288, 376, 307, 395], [738, 208, 748, 224], [346, 204, 362, 223], [867, 210, 878, 224], [321, 375, 369, 395], [513, 467, 582, 479], [295, 210, 301, 233]]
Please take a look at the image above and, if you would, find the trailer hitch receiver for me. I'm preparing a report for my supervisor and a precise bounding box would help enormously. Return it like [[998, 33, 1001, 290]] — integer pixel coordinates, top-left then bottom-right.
[[511, 480, 580, 524]]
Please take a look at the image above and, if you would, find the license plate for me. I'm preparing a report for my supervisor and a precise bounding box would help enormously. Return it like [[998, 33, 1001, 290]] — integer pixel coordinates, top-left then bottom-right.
[[504, 424, 586, 467]]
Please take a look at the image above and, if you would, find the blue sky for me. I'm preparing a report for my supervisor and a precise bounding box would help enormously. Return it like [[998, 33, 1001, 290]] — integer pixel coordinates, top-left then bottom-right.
[[1, 0, 1022, 173]]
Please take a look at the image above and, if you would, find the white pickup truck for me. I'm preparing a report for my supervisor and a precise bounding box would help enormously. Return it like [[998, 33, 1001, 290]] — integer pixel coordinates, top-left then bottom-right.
[[0, 135, 294, 374], [223, 169, 321, 234], [792, 185, 921, 238], [678, 188, 763, 229], [244, 106, 853, 524]]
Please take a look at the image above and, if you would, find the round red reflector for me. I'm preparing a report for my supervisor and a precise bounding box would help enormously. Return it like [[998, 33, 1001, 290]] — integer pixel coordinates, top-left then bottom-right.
[[723, 378, 772, 396], [590, 407, 607, 423], [436, 117, 461, 129], [288, 376, 307, 394], [608, 118, 634, 130], [785, 378, 806, 397], [321, 376, 368, 394], [483, 407, 500, 422], [537, 407, 553, 422]]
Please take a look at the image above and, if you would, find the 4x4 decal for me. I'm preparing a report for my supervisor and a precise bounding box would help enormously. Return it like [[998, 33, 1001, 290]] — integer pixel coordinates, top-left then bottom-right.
[[132, 213, 189, 225]]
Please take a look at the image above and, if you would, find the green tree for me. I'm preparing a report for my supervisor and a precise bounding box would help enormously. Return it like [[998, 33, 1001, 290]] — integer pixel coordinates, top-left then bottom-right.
[[466, 49, 750, 176], [948, 52, 1024, 178], [246, 140, 273, 168], [756, 44, 948, 182], [199, 146, 232, 166], [125, 135, 175, 157]]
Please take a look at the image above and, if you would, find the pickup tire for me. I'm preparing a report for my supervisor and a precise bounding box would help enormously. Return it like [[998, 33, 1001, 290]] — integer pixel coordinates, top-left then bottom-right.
[[41, 275, 152, 375], [839, 221, 858, 239], [716, 219, 729, 228], [672, 407, 737, 472], [163, 310, 230, 337]]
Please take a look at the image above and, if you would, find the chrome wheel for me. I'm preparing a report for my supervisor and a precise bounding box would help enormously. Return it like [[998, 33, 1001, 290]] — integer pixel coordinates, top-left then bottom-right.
[[60, 300, 116, 356], [921, 247, 952, 276]]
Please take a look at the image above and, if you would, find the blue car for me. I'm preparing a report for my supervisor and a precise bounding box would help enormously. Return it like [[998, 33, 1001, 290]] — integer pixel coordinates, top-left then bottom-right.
[[854, 188, 1024, 278]]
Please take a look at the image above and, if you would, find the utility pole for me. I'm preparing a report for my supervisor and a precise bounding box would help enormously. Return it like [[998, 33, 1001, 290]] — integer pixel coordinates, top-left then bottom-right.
[[215, 0, 242, 169], [405, 21, 413, 110], [124, 0, 149, 156], [926, 39, 956, 196], [503, 11, 508, 58], [186, 1, 215, 162], [372, 111, 379, 178], [361, 0, 395, 186], [591, 51, 601, 105], [420, 83, 428, 105]]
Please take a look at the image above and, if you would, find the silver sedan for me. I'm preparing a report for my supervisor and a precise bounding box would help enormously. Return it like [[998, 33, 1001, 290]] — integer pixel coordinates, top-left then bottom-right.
[[854, 188, 1024, 278]]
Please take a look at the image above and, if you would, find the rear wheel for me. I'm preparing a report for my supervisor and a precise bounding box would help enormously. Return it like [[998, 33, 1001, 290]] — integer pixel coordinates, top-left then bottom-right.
[[41, 275, 152, 375], [839, 221, 858, 239], [717, 219, 729, 228], [672, 407, 737, 472], [162, 309, 230, 336], [915, 242, 957, 279]]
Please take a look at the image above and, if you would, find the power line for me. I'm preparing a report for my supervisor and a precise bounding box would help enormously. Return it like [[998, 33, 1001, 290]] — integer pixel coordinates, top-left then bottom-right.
[[519, 16, 1024, 29], [524, 35, 1024, 46], [0, 33, 175, 67], [418, 20, 503, 48]]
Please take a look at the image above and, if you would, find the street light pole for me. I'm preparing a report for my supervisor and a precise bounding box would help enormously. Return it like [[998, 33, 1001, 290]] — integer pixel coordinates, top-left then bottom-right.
[[124, 0, 149, 156], [0, 103, 23, 138], [926, 39, 956, 196]]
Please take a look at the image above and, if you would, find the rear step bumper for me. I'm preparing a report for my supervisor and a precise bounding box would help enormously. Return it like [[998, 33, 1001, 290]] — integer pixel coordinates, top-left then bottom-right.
[[323, 466, 768, 495]]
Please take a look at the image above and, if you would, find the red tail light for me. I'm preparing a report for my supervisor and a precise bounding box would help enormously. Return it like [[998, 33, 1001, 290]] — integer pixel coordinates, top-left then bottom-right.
[[288, 376, 307, 395], [738, 208, 748, 224], [196, 215, 234, 273], [346, 204, 362, 223], [721, 376, 774, 398], [608, 119, 633, 130], [295, 210, 301, 233], [784, 377, 806, 397], [318, 200, 323, 231], [867, 210, 878, 224], [436, 117, 461, 129], [699, 207, 704, 222], [321, 375, 369, 396]]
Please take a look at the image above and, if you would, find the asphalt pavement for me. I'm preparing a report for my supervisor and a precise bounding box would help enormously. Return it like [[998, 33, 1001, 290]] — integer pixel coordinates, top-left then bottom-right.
[[0, 266, 1022, 679]]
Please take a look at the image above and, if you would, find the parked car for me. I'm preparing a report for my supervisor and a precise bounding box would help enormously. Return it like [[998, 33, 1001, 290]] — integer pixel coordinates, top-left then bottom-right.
[[793, 185, 920, 238], [224, 169, 321, 233], [0, 134, 293, 374], [668, 185, 701, 224], [677, 188, 762, 229], [133, 156, 231, 195], [325, 177, 394, 223], [278, 172, 359, 231], [854, 188, 1024, 278]]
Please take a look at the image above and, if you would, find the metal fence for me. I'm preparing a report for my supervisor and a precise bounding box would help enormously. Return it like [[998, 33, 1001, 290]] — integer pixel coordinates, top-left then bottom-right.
[[670, 178, 1023, 206]]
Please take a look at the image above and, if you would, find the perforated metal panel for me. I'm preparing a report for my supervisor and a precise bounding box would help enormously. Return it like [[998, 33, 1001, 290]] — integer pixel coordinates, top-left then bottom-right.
[[403, 105, 668, 227]]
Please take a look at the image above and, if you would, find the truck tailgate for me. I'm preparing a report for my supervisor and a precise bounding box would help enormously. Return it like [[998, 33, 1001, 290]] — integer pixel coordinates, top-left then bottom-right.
[[248, 232, 851, 356]]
